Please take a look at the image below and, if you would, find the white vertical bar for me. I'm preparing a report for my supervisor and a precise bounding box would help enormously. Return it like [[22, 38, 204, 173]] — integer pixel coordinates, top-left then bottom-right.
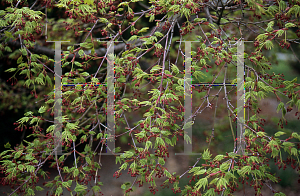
[[54, 42, 62, 155], [176, 41, 200, 155], [184, 41, 192, 154], [105, 41, 116, 155], [237, 41, 245, 155], [46, 40, 69, 155]]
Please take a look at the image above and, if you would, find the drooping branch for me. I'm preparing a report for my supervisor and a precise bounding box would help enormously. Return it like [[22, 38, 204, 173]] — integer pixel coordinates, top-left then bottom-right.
[[0, 13, 180, 61]]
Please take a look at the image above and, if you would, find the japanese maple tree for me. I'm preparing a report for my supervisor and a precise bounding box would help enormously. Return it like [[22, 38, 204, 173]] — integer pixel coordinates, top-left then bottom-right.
[[1, 0, 300, 195]]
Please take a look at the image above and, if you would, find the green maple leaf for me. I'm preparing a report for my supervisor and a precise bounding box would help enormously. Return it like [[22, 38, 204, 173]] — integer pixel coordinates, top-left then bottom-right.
[[84, 0, 94, 5], [4, 142, 11, 148]]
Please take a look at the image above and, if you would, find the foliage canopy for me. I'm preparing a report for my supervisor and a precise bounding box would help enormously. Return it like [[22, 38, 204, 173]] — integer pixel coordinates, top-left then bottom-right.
[[1, 0, 300, 195]]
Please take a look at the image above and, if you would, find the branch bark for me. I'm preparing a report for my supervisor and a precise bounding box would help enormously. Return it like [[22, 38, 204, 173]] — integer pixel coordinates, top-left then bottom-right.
[[0, 14, 180, 61]]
